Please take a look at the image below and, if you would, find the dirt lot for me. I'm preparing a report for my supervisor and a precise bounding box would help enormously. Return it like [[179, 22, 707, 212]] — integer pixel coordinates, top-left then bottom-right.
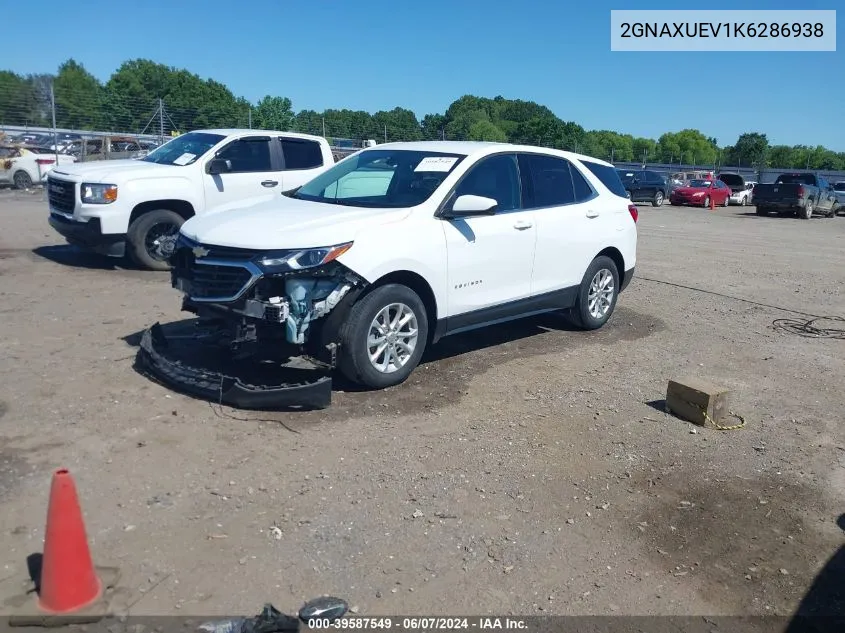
[[1, 190, 844, 619]]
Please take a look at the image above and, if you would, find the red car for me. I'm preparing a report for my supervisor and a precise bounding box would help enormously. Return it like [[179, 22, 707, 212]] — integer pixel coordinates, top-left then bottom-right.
[[669, 178, 732, 207]]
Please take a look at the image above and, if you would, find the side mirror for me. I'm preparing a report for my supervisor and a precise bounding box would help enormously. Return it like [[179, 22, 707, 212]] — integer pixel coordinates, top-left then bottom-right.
[[207, 158, 231, 175], [446, 194, 498, 218]]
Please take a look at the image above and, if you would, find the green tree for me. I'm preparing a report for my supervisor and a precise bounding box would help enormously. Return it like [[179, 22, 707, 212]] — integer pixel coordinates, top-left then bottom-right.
[[53, 59, 104, 129], [727, 132, 768, 167], [767, 145, 794, 168], [420, 113, 445, 140], [252, 95, 293, 130], [468, 120, 507, 142]]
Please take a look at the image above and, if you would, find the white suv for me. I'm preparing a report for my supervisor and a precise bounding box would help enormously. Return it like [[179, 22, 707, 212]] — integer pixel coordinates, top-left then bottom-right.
[[170, 141, 638, 389], [46, 129, 333, 270]]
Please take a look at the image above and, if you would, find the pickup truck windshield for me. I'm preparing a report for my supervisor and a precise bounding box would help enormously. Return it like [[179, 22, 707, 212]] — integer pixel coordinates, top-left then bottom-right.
[[775, 174, 816, 185], [140, 132, 225, 166], [293, 149, 466, 208]]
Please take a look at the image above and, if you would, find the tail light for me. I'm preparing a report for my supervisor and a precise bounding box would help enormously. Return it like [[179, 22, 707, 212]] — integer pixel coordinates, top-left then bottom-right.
[[796, 185, 804, 197], [628, 204, 638, 223], [36, 158, 55, 165]]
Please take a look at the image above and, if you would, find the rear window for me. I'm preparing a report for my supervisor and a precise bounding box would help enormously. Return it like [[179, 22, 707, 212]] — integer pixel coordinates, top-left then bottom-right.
[[776, 174, 816, 185], [585, 161, 627, 197], [834, 182, 845, 191], [281, 138, 324, 170]]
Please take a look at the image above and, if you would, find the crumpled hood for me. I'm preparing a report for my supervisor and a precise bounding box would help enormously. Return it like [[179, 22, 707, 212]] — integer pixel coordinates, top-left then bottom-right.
[[49, 159, 176, 182], [180, 196, 409, 249]]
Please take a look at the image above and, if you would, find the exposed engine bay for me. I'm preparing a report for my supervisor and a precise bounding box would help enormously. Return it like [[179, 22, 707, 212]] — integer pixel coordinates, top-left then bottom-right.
[[170, 238, 367, 369]]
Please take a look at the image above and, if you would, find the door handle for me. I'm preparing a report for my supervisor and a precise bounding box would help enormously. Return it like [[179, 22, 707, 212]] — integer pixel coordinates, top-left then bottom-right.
[[513, 220, 533, 230], [586, 209, 599, 218], [261, 180, 279, 188]]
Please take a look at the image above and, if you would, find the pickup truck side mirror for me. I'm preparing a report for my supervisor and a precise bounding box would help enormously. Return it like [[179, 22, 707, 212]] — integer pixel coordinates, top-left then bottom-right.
[[207, 158, 232, 175]]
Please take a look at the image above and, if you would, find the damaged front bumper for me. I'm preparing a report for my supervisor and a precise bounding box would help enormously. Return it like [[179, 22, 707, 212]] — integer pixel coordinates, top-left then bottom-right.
[[137, 322, 333, 409]]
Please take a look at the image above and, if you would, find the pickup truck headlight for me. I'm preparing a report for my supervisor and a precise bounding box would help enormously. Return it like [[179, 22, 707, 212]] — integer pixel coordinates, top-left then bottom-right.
[[81, 183, 118, 204], [256, 242, 353, 274]]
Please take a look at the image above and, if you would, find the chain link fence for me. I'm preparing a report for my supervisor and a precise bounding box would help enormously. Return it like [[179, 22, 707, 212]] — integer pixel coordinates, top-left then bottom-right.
[[2, 81, 845, 182]]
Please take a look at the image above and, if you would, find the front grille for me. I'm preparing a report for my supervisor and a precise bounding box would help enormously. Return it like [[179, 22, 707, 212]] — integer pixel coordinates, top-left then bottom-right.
[[172, 247, 257, 301], [47, 177, 75, 213]]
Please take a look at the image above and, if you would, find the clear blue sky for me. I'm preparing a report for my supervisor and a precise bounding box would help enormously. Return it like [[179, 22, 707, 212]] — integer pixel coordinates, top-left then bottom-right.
[[7, 0, 844, 149]]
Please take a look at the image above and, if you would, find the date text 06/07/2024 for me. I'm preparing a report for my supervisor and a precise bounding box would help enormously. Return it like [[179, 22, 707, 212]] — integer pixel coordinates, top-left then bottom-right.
[[306, 617, 528, 630]]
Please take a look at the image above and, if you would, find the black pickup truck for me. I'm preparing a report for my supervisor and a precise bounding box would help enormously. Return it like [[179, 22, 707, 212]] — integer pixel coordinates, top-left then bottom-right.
[[753, 173, 839, 219]]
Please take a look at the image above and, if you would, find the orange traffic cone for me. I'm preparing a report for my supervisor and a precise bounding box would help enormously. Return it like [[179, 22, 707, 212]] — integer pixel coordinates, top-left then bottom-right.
[[37, 469, 102, 614], [709, 195, 715, 211]]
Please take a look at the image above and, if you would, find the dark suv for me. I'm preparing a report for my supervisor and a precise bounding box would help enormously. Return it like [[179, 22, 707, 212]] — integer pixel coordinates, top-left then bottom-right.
[[616, 169, 668, 207]]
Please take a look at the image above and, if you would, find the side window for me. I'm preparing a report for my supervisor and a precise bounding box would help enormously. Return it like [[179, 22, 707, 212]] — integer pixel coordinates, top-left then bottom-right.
[[518, 153, 575, 208], [570, 163, 595, 202], [583, 160, 628, 198], [281, 138, 323, 170], [454, 154, 521, 212], [215, 138, 272, 173]]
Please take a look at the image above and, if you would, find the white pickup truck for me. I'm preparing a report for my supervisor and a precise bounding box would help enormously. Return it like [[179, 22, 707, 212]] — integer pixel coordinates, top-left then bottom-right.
[[46, 129, 334, 270]]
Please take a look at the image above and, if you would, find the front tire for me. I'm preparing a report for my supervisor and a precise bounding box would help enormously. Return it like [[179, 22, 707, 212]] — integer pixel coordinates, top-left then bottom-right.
[[127, 209, 184, 270], [568, 256, 620, 331], [338, 284, 429, 389]]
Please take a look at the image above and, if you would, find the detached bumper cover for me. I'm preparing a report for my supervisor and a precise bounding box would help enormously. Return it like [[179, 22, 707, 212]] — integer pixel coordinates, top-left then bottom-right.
[[137, 322, 332, 410]]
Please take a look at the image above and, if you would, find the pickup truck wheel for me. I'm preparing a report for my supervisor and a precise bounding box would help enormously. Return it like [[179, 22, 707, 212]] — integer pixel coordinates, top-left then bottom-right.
[[652, 191, 664, 207], [800, 200, 813, 220], [567, 256, 619, 331], [338, 284, 429, 389], [826, 204, 837, 218], [755, 205, 768, 216], [127, 209, 184, 270], [13, 170, 33, 190]]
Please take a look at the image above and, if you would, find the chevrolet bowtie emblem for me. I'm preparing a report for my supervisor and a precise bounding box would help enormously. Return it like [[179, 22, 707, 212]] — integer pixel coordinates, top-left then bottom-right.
[[192, 246, 210, 258]]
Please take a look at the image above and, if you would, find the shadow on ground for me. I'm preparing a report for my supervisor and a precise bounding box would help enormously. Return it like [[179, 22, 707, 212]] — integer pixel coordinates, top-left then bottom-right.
[[119, 306, 664, 423]]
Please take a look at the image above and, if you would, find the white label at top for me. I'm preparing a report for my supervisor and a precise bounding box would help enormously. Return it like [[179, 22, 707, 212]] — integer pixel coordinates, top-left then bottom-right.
[[415, 156, 458, 172], [173, 152, 196, 166]]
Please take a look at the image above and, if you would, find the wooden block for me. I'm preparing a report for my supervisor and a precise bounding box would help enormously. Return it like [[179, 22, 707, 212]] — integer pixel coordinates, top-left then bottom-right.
[[665, 378, 732, 427]]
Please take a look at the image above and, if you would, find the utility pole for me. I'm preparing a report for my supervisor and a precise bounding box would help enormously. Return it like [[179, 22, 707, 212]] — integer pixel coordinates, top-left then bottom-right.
[[322, 117, 326, 137], [384, 124, 387, 143], [611, 148, 615, 163], [50, 83, 59, 166], [248, 108, 252, 129], [158, 98, 165, 142]]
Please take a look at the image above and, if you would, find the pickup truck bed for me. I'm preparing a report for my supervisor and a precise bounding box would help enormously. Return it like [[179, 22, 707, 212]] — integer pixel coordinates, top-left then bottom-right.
[[753, 173, 839, 219]]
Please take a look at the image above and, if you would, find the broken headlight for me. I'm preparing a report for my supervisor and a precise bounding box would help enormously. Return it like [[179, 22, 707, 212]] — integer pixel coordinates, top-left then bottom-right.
[[256, 242, 353, 274]]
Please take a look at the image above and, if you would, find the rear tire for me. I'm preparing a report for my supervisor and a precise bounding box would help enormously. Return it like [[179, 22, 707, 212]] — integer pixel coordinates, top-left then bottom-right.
[[800, 200, 813, 220], [756, 205, 768, 216], [567, 256, 620, 331], [13, 170, 32, 190], [337, 284, 429, 389], [127, 209, 184, 270], [826, 204, 837, 218], [652, 190, 664, 207], [723, 194, 730, 207]]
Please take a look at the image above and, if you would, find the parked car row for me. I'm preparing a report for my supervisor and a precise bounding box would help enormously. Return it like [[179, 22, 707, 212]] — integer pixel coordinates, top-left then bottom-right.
[[45, 131, 638, 394], [0, 143, 76, 189]]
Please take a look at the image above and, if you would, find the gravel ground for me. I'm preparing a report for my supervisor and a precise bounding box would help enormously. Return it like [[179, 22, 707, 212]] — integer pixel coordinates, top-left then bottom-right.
[[0, 189, 844, 619]]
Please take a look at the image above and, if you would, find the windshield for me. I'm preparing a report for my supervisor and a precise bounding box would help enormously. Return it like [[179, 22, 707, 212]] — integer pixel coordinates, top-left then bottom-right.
[[689, 179, 712, 187], [140, 131, 225, 166], [293, 149, 467, 208]]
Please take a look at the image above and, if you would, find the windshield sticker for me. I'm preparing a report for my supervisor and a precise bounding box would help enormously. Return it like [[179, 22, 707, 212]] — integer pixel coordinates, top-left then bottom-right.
[[173, 152, 196, 166], [415, 156, 458, 172]]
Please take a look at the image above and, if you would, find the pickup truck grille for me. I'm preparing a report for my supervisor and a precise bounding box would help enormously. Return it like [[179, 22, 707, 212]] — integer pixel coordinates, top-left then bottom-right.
[[171, 247, 260, 302], [47, 177, 75, 213]]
